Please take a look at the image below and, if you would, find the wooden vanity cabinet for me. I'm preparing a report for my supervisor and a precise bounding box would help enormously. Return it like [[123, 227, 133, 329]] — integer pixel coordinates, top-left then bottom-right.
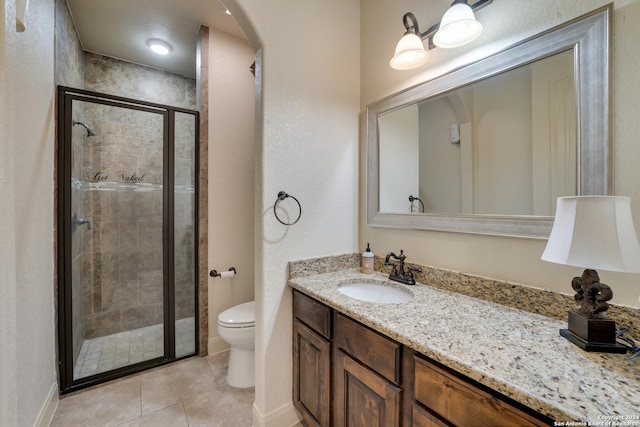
[[334, 313, 403, 427], [292, 290, 551, 427], [293, 291, 332, 427]]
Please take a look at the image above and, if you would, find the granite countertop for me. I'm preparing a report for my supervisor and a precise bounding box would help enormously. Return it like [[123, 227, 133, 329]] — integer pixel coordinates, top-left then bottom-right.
[[289, 268, 640, 424]]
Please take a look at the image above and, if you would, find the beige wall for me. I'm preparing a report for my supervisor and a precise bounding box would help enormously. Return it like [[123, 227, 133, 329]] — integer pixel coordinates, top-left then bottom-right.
[[379, 104, 419, 212], [473, 67, 532, 214], [361, 0, 640, 308], [0, 0, 58, 425], [223, 1, 361, 425], [207, 28, 256, 353], [419, 98, 462, 212]]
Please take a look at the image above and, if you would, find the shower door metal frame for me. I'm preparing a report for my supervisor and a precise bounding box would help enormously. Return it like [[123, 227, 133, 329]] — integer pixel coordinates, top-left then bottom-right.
[[57, 86, 200, 394]]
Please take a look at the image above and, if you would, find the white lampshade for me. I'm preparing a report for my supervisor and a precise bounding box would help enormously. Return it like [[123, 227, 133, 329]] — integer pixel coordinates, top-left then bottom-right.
[[390, 33, 430, 70], [541, 196, 640, 273], [433, 2, 483, 49]]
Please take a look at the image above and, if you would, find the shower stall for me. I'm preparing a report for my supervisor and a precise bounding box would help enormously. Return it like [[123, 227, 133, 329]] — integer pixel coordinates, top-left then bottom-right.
[[57, 87, 199, 393]]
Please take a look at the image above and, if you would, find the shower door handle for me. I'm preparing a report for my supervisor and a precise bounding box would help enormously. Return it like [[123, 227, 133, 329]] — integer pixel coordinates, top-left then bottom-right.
[[71, 211, 92, 232]]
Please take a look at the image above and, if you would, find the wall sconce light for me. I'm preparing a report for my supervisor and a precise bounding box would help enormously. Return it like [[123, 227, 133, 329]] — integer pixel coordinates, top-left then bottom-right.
[[541, 196, 640, 353], [390, 0, 493, 70]]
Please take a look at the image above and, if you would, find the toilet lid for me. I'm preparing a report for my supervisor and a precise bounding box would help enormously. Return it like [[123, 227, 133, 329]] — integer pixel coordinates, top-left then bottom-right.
[[218, 301, 255, 328]]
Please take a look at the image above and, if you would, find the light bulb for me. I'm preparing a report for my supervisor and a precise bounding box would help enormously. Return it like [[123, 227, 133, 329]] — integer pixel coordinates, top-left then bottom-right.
[[390, 33, 430, 70], [147, 39, 173, 55], [433, 3, 483, 49]]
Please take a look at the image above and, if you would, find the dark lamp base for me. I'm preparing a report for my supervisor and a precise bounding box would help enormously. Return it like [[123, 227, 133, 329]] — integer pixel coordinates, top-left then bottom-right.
[[560, 329, 627, 353], [561, 310, 627, 353]]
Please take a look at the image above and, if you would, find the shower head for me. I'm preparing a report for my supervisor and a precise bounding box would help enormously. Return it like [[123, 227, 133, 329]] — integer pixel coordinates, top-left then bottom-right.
[[72, 120, 97, 137]]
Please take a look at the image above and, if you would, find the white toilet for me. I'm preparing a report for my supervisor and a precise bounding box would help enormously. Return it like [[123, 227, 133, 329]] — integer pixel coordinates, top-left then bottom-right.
[[217, 301, 255, 388]]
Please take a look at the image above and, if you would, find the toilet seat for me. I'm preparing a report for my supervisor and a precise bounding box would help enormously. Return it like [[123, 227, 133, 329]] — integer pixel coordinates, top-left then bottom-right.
[[218, 301, 255, 328]]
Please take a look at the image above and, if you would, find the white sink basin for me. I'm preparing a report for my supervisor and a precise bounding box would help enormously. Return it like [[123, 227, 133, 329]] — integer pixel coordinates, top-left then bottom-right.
[[337, 282, 413, 304]]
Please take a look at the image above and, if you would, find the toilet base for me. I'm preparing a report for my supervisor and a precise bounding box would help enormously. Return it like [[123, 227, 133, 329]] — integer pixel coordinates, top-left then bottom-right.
[[227, 347, 255, 388]]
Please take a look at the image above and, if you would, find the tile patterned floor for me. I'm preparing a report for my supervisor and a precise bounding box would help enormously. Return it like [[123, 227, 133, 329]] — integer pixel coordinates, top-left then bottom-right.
[[52, 351, 255, 427], [74, 318, 196, 379]]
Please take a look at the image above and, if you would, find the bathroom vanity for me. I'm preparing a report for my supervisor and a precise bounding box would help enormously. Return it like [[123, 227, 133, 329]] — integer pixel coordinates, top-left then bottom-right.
[[289, 264, 640, 426], [293, 290, 548, 426]]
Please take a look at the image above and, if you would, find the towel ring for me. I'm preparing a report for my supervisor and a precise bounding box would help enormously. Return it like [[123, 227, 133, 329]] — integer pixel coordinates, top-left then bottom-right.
[[273, 191, 302, 226]]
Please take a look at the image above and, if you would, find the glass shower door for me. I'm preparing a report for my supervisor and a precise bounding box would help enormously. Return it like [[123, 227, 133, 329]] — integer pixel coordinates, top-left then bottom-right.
[[174, 111, 197, 358], [58, 87, 198, 393]]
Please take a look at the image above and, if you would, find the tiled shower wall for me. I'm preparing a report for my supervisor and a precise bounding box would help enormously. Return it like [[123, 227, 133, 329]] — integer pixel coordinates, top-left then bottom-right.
[[80, 53, 197, 338], [84, 53, 197, 109], [196, 26, 209, 355], [80, 105, 165, 338], [55, 0, 85, 359]]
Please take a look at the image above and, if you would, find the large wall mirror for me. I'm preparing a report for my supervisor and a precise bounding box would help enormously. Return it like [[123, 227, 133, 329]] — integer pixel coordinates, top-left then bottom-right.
[[367, 5, 611, 239]]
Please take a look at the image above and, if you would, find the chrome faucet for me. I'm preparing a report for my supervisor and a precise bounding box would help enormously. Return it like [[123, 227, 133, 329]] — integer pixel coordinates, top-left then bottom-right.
[[384, 249, 421, 285]]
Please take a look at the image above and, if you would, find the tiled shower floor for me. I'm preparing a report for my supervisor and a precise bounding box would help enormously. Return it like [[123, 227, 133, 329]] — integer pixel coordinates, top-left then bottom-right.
[[74, 317, 195, 379]]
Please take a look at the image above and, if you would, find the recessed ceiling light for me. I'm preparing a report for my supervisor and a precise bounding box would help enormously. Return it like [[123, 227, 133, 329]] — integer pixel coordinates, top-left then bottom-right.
[[225, 9, 231, 15], [147, 38, 172, 55]]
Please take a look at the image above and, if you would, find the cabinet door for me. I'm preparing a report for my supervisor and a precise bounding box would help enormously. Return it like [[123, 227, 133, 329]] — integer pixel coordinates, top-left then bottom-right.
[[334, 349, 401, 427], [293, 319, 331, 427]]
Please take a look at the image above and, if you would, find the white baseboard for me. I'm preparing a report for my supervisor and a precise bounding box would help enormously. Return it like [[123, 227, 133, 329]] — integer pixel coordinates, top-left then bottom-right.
[[34, 382, 58, 427], [252, 401, 301, 427], [208, 336, 230, 354]]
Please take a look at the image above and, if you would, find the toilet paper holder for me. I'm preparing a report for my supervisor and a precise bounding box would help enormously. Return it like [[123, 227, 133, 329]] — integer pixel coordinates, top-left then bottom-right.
[[209, 267, 237, 278]]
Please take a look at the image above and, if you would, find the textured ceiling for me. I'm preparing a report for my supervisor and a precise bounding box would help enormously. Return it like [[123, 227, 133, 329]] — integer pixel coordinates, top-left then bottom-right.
[[66, 0, 246, 78]]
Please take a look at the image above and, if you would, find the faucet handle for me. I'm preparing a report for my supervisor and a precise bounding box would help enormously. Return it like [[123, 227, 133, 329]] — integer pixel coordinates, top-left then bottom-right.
[[407, 266, 421, 278]]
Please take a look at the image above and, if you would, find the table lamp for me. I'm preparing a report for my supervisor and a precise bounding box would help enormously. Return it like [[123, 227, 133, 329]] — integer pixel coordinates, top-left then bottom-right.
[[541, 196, 640, 353]]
